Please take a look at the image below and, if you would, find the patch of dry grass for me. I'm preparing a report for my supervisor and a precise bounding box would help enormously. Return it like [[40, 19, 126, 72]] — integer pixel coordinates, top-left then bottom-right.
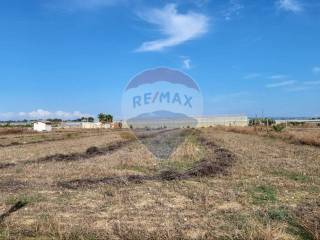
[[293, 201, 320, 240], [0, 128, 319, 239], [0, 128, 26, 136], [215, 126, 320, 147]]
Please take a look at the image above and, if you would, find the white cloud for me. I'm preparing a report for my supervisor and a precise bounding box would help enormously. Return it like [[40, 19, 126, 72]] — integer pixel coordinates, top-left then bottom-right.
[[243, 73, 261, 79], [312, 66, 320, 75], [136, 4, 209, 52], [277, 0, 302, 13], [0, 109, 91, 121], [268, 74, 288, 80], [223, 0, 244, 21], [266, 80, 296, 88], [181, 56, 192, 69]]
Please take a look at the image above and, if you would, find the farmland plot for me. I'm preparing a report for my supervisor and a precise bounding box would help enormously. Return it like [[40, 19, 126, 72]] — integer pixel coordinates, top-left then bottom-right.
[[0, 128, 319, 240]]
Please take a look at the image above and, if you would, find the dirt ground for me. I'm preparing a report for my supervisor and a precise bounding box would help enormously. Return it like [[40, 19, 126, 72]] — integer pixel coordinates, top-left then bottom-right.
[[0, 127, 319, 240]]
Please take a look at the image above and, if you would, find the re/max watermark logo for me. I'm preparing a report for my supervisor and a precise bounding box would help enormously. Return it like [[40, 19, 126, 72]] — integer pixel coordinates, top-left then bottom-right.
[[132, 92, 193, 109]]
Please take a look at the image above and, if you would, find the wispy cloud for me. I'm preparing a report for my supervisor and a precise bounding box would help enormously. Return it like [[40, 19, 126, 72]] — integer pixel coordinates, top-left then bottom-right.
[[181, 56, 192, 69], [0, 109, 91, 121], [46, 0, 123, 11], [136, 4, 209, 52], [266, 80, 296, 88], [243, 73, 261, 79], [268, 74, 288, 80], [312, 66, 320, 75], [303, 80, 320, 85], [223, 0, 244, 21], [277, 0, 302, 13], [286, 86, 310, 92], [285, 81, 320, 91]]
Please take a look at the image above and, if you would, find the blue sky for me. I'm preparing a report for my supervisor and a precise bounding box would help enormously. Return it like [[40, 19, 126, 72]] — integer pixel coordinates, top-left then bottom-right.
[[0, 0, 319, 120]]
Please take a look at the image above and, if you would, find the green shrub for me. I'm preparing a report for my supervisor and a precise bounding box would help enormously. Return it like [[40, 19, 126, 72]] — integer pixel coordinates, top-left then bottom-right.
[[249, 118, 275, 126], [267, 207, 290, 221], [272, 124, 286, 132]]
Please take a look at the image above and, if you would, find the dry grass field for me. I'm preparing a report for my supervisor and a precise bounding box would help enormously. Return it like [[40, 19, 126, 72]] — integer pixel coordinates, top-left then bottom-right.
[[0, 127, 319, 240]]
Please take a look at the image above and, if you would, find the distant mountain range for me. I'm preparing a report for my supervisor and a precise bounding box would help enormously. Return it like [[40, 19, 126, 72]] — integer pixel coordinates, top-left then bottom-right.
[[129, 111, 195, 120]]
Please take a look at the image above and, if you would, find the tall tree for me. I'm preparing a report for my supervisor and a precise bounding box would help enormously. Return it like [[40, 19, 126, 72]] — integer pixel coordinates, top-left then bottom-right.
[[88, 117, 94, 122], [106, 114, 113, 123], [98, 113, 113, 123], [98, 113, 106, 123]]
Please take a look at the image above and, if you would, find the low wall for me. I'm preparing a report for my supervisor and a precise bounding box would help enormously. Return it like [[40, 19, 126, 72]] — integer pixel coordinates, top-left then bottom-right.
[[196, 116, 248, 127], [123, 115, 248, 129]]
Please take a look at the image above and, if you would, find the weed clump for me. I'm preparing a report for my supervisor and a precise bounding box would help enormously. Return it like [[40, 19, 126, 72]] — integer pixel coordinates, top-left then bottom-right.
[[251, 185, 277, 204], [272, 124, 286, 132]]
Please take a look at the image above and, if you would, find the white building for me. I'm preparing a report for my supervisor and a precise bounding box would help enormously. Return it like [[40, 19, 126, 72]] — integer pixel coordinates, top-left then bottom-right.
[[275, 119, 320, 125], [33, 122, 52, 132], [195, 115, 248, 127], [81, 122, 111, 129], [60, 122, 82, 129], [123, 115, 249, 129]]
